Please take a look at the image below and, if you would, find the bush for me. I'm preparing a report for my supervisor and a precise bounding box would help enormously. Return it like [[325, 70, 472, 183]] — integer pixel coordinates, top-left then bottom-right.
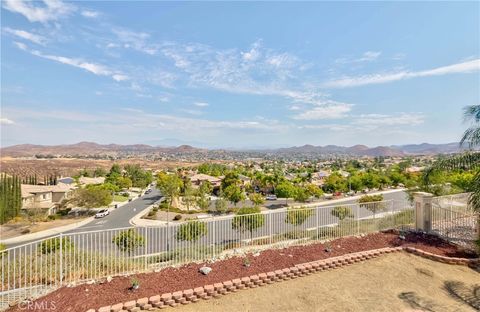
[[173, 214, 182, 221], [112, 229, 145, 255], [232, 207, 265, 236], [331, 206, 354, 221], [0, 243, 6, 253], [285, 207, 314, 226], [47, 214, 59, 221], [38, 237, 74, 254], [176, 220, 208, 242]]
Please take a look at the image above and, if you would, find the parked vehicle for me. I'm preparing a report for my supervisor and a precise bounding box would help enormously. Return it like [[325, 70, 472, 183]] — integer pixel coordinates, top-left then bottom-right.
[[265, 194, 277, 200], [145, 189, 152, 194], [323, 193, 333, 199], [95, 209, 110, 218]]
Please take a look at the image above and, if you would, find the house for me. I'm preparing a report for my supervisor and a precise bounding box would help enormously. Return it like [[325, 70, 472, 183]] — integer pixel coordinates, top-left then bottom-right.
[[21, 184, 74, 215], [189, 173, 222, 187]]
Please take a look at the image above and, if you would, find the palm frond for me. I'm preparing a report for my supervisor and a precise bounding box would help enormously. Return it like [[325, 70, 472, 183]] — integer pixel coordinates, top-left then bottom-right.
[[463, 105, 480, 123], [460, 126, 480, 148], [468, 170, 480, 212], [423, 152, 480, 184]]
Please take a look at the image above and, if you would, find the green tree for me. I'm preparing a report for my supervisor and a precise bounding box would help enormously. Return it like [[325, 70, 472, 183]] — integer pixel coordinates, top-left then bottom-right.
[[112, 229, 145, 255], [331, 206, 354, 221], [93, 167, 107, 177], [323, 173, 348, 193], [249, 193, 265, 207], [176, 220, 208, 242], [275, 181, 296, 205], [358, 194, 385, 218], [293, 187, 310, 202], [157, 172, 183, 209], [285, 207, 313, 226], [182, 180, 196, 211], [223, 184, 246, 206], [221, 171, 241, 189], [232, 206, 265, 240], [75, 186, 113, 208], [116, 176, 133, 189], [214, 196, 228, 214], [0, 174, 22, 224], [305, 183, 324, 198]]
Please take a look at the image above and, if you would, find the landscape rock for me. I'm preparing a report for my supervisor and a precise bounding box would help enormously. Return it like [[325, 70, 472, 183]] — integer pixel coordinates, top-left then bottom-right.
[[107, 276, 113, 283], [199, 266, 212, 275]]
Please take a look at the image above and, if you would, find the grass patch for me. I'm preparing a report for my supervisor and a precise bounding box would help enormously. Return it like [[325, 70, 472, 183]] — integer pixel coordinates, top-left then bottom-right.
[[113, 195, 129, 202]]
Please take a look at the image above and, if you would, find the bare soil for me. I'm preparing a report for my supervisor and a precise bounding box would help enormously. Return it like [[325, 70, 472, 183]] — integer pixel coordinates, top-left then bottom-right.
[[175, 252, 480, 312], [6, 231, 478, 312], [0, 217, 88, 240]]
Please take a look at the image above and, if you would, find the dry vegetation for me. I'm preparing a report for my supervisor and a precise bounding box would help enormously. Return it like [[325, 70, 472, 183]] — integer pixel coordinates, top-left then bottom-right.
[[0, 157, 202, 178]]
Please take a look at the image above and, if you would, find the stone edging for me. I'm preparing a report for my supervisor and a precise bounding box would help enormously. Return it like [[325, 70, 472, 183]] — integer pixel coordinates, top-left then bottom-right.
[[86, 246, 479, 312]]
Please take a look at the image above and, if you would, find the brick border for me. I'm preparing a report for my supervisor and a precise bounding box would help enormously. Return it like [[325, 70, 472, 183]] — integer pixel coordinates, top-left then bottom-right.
[[87, 247, 479, 312]]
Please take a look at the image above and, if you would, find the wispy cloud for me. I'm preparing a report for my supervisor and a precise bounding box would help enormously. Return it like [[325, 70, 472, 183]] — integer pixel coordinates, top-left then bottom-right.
[[335, 51, 382, 64], [3, 27, 46, 45], [14, 42, 129, 82], [292, 103, 354, 120], [112, 28, 159, 55], [194, 102, 209, 107], [2, 0, 75, 23], [81, 10, 99, 18], [324, 59, 480, 88], [354, 113, 425, 126], [0, 117, 15, 125]]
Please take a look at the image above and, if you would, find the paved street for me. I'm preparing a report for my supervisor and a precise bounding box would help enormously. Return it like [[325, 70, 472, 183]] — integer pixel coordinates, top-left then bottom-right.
[[68, 188, 163, 233]]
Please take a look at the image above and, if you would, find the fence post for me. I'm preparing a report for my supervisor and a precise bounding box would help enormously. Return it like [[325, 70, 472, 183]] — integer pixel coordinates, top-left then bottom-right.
[[212, 215, 216, 259], [413, 192, 433, 232], [59, 233, 63, 286]]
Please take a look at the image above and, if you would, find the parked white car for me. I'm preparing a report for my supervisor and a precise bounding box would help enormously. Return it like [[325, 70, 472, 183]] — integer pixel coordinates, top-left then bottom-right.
[[265, 194, 277, 200], [95, 209, 110, 218]]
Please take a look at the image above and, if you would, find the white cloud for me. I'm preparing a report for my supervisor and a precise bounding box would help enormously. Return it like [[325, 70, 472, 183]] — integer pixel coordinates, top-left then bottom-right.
[[292, 103, 354, 120], [0, 117, 15, 125], [112, 74, 129, 81], [81, 10, 99, 18], [324, 59, 480, 88], [194, 102, 209, 107], [241, 41, 261, 62], [354, 113, 425, 126], [3, 27, 46, 45], [2, 0, 75, 23], [112, 28, 158, 55], [15, 42, 128, 82], [335, 51, 382, 64]]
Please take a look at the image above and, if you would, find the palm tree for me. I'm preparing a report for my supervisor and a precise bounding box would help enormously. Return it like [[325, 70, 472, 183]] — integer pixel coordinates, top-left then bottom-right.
[[424, 105, 480, 239]]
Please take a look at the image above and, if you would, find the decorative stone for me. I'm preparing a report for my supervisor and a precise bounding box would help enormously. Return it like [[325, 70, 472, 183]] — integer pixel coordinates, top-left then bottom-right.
[[199, 266, 212, 275]]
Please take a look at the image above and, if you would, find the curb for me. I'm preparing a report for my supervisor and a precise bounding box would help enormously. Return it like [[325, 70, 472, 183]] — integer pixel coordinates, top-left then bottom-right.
[[86, 246, 479, 312]]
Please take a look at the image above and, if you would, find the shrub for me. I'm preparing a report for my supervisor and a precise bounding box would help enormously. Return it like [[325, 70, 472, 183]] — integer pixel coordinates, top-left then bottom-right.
[[112, 229, 145, 255], [47, 214, 59, 221], [38, 237, 74, 254], [176, 220, 208, 242], [0, 243, 6, 253], [232, 207, 265, 237], [173, 214, 182, 221], [358, 194, 386, 215], [331, 206, 354, 221], [285, 207, 314, 226]]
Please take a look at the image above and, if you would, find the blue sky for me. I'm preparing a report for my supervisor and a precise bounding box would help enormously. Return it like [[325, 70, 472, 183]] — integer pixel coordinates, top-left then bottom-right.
[[1, 1, 479, 148]]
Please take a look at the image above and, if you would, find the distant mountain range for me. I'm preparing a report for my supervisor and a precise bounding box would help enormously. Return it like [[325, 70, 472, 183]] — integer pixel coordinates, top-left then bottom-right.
[[0, 141, 473, 158]]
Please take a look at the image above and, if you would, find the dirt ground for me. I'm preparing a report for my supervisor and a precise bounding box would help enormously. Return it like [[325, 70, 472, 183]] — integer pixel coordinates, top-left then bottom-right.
[[0, 217, 87, 239], [172, 253, 480, 312]]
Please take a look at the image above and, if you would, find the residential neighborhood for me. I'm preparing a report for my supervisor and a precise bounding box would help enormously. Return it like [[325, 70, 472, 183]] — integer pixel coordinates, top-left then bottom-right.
[[0, 1, 479, 312]]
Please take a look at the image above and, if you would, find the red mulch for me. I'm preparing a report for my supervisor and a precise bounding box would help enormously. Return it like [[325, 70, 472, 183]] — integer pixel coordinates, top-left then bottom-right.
[[7, 231, 477, 312]]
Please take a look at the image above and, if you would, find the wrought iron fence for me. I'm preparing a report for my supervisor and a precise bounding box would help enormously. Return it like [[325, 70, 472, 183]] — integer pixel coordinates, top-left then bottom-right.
[[0, 199, 414, 308], [431, 193, 478, 249]]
